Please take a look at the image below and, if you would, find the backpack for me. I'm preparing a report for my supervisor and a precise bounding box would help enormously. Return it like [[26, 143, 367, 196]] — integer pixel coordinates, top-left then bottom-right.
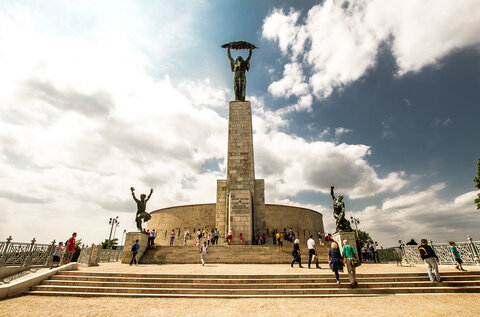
[[131, 244, 139, 252]]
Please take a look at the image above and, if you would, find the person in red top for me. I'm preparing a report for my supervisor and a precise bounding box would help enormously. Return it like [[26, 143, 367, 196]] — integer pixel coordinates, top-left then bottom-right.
[[63, 232, 77, 264]]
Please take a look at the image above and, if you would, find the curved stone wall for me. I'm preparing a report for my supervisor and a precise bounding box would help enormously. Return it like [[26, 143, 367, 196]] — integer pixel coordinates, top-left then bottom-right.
[[147, 204, 216, 242], [265, 204, 324, 242], [147, 203, 324, 245]]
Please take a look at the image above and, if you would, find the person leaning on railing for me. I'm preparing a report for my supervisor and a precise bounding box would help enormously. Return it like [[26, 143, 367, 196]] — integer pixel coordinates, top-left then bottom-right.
[[418, 238, 441, 283]]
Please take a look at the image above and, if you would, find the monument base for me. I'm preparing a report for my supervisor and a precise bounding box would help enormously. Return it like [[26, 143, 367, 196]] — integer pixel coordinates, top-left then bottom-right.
[[332, 231, 357, 255], [121, 232, 148, 264]]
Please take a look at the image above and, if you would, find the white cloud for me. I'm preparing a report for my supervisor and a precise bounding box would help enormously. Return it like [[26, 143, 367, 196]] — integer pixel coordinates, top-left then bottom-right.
[[0, 3, 225, 244], [334, 127, 352, 139], [353, 186, 480, 247], [262, 0, 480, 105], [178, 79, 230, 109], [268, 63, 309, 98], [262, 8, 302, 56], [253, 127, 408, 201]]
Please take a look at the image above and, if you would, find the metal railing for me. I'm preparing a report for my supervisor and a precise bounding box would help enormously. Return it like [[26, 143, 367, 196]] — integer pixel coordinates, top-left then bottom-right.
[[401, 235, 480, 266], [77, 246, 123, 264], [0, 236, 58, 267], [0, 237, 122, 268]]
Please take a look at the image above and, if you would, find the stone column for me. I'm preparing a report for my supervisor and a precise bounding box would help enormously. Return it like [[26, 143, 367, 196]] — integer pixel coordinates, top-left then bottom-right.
[[121, 232, 148, 264], [332, 231, 357, 255], [215, 101, 266, 244]]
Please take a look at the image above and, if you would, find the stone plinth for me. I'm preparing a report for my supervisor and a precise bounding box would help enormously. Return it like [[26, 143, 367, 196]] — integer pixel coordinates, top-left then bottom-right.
[[121, 232, 148, 264], [332, 231, 357, 255], [229, 189, 253, 244]]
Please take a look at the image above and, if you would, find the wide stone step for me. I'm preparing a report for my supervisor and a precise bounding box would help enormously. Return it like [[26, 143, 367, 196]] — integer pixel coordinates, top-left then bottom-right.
[[38, 280, 480, 289], [49, 274, 480, 284], [26, 270, 480, 298], [26, 285, 480, 295], [21, 290, 394, 298], [55, 270, 480, 279], [139, 245, 330, 264]]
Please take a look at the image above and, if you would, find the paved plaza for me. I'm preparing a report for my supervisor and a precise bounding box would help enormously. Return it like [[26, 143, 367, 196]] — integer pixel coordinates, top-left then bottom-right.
[[1, 263, 480, 317]]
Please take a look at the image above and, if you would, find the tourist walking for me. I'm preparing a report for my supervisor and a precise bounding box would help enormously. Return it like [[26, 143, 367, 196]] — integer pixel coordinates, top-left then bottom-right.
[[50, 242, 64, 269], [373, 241, 380, 263], [130, 239, 140, 266], [170, 229, 175, 246], [200, 241, 208, 266], [291, 239, 303, 268], [328, 242, 344, 285], [63, 232, 77, 264], [184, 230, 188, 246], [214, 228, 219, 245], [146, 229, 151, 247], [196, 229, 201, 246], [342, 240, 359, 288], [369, 244, 376, 262], [307, 235, 320, 269], [361, 246, 367, 261], [450, 241, 466, 271], [151, 229, 157, 246], [418, 238, 441, 282], [276, 231, 283, 250], [239, 233, 244, 245], [227, 229, 233, 245], [207, 232, 212, 246]]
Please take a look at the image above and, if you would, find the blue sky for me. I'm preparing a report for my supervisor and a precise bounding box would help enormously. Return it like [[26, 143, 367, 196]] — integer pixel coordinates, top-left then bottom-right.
[[1, 0, 479, 247]]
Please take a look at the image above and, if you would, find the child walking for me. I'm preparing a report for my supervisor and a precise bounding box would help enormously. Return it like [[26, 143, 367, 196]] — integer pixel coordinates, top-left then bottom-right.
[[50, 242, 64, 269], [449, 241, 467, 271]]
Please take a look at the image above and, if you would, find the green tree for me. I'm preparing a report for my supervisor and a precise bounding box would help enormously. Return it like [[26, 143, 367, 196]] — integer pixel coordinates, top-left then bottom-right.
[[475, 158, 480, 210], [355, 229, 373, 248], [100, 238, 118, 249]]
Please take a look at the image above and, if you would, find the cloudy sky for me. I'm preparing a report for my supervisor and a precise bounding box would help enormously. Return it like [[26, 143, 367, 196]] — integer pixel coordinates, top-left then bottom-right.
[[1, 0, 479, 247]]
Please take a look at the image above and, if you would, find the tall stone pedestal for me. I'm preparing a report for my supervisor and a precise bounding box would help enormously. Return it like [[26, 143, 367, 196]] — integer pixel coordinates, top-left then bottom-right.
[[215, 101, 266, 244], [121, 232, 148, 264], [332, 231, 357, 255]]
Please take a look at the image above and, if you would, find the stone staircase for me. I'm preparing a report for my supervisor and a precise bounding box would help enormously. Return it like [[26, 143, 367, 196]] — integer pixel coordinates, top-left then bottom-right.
[[139, 245, 330, 264], [25, 271, 480, 297]]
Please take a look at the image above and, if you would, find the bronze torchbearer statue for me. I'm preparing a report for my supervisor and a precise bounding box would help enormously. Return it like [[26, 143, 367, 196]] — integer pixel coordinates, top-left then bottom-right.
[[222, 41, 257, 101], [331, 186, 352, 232], [130, 187, 153, 232]]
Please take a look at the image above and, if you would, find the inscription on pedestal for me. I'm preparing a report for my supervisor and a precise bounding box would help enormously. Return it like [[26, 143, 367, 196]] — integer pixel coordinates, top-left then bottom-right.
[[229, 190, 252, 244]]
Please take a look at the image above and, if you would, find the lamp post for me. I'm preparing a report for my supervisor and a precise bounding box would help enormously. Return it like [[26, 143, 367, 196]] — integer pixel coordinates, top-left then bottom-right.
[[108, 216, 119, 249], [350, 216, 360, 240], [121, 229, 127, 246]]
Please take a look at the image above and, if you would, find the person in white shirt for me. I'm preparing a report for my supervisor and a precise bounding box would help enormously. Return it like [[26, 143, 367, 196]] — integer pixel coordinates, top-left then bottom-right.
[[200, 241, 208, 266], [307, 235, 320, 269]]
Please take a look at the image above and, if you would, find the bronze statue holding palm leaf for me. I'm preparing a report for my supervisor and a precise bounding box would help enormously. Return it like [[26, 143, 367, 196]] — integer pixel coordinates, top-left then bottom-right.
[[222, 41, 257, 101]]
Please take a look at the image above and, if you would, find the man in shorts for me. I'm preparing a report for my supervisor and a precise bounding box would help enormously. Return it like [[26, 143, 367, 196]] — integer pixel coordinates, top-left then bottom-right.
[[63, 232, 77, 264]]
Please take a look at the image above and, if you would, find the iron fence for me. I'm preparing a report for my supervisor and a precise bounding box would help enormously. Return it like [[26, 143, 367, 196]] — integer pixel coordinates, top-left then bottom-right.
[[1, 237, 123, 268], [402, 235, 480, 266], [0, 236, 57, 267]]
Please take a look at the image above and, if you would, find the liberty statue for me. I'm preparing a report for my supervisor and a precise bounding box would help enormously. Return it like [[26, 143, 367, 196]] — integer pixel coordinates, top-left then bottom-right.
[[222, 41, 257, 101]]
